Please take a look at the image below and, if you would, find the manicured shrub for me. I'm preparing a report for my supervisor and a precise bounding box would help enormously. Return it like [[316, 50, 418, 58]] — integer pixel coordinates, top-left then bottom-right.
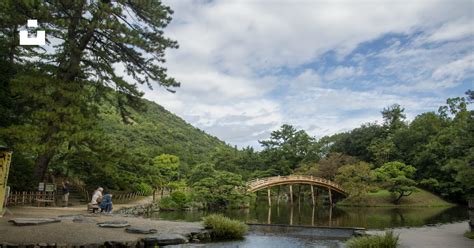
[[346, 231, 399, 248], [203, 214, 248, 240]]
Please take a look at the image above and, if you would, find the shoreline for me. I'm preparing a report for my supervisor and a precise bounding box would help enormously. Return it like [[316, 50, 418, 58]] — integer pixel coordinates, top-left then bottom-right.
[[0, 205, 206, 247], [1, 203, 472, 247], [366, 221, 473, 248]]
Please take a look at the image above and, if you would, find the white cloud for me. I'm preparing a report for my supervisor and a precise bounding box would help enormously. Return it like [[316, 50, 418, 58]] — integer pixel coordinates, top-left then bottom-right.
[[134, 0, 474, 148], [426, 18, 474, 43], [432, 54, 474, 81], [324, 66, 363, 81]]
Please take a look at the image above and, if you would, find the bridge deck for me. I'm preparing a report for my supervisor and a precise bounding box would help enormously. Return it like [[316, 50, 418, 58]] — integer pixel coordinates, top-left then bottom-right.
[[247, 175, 346, 195]]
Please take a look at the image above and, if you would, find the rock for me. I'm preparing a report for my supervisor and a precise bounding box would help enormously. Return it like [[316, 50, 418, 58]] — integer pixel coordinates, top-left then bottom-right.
[[190, 230, 211, 242], [1, 242, 19, 248], [142, 234, 188, 246], [125, 227, 158, 234], [97, 221, 130, 228], [8, 218, 61, 226], [353, 230, 368, 237]]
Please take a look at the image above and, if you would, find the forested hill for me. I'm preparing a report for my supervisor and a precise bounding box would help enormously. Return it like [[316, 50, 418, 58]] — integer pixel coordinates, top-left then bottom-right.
[[100, 97, 229, 166], [6, 94, 231, 192]]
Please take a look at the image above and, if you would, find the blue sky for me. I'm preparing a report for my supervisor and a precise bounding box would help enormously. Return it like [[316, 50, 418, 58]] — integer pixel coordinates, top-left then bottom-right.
[[140, 0, 474, 148]]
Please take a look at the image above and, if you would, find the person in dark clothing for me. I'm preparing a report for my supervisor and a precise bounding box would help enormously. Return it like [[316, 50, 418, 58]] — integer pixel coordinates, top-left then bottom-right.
[[62, 180, 70, 207], [99, 192, 113, 213]]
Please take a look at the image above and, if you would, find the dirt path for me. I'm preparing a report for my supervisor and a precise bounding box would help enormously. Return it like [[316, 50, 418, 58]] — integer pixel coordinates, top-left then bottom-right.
[[367, 221, 474, 248], [0, 198, 204, 245]]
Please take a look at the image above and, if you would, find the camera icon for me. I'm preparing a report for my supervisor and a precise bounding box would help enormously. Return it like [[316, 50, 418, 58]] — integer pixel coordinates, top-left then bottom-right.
[[19, 20, 45, 46]]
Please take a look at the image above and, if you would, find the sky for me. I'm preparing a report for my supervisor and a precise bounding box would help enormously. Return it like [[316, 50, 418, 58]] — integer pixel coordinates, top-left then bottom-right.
[[139, 0, 474, 148]]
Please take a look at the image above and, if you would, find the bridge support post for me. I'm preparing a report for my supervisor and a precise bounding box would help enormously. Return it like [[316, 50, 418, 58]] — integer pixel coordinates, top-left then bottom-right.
[[328, 188, 333, 206], [277, 185, 280, 206], [311, 185, 315, 206], [267, 187, 271, 206], [289, 185, 293, 204]]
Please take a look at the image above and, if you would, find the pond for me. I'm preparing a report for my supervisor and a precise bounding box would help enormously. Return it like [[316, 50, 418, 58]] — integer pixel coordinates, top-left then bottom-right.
[[149, 203, 468, 229], [151, 203, 469, 247]]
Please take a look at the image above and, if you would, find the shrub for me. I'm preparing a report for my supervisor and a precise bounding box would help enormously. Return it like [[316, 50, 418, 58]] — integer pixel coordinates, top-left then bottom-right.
[[158, 196, 178, 210], [203, 214, 248, 240], [135, 182, 153, 195], [464, 231, 474, 239], [346, 231, 399, 248], [170, 191, 190, 208]]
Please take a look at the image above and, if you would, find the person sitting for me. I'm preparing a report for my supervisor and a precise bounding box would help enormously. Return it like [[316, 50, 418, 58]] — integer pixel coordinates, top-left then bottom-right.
[[91, 187, 103, 204], [99, 192, 113, 213], [88, 187, 103, 213]]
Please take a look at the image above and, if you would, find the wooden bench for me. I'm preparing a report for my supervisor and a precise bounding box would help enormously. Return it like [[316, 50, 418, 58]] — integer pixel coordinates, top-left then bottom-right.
[[87, 203, 100, 213], [35, 199, 56, 207]]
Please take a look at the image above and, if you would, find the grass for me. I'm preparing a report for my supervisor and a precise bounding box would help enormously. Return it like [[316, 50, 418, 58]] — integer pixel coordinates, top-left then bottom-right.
[[203, 214, 248, 240], [464, 231, 474, 239], [338, 188, 454, 207], [346, 231, 399, 248]]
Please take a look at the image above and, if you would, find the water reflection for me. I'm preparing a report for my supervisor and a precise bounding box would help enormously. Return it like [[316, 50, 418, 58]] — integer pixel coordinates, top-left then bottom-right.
[[149, 203, 468, 229]]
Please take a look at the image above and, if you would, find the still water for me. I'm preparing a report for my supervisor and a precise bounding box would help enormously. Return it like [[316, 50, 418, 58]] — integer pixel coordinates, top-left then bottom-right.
[[153, 204, 468, 247], [150, 203, 468, 229]]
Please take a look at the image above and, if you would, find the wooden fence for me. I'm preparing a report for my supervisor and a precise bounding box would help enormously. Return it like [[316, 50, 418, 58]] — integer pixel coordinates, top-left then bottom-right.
[[112, 191, 147, 204], [7, 190, 150, 206], [6, 191, 56, 206]]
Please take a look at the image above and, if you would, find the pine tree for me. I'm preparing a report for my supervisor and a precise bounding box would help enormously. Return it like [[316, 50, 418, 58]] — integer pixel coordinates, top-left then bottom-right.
[[1, 0, 180, 181]]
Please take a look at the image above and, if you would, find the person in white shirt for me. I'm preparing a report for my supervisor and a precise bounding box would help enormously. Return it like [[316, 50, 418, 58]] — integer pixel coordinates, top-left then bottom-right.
[[91, 187, 103, 205]]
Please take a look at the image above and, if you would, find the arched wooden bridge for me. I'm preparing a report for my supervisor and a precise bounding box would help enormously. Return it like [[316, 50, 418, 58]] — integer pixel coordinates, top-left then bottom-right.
[[247, 175, 347, 206]]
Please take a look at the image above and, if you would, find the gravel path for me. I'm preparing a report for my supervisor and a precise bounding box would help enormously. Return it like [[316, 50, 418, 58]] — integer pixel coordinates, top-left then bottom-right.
[[367, 221, 474, 248]]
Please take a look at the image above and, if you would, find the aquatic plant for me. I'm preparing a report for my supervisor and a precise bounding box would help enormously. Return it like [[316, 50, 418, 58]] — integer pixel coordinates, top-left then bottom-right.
[[464, 231, 474, 239], [203, 214, 248, 240], [346, 231, 399, 248]]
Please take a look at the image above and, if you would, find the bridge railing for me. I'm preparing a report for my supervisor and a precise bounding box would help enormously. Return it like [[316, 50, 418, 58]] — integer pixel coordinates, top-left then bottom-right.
[[247, 175, 345, 192]]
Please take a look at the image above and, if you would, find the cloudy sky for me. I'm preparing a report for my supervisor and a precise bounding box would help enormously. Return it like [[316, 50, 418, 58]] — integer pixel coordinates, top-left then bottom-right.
[[140, 0, 473, 148]]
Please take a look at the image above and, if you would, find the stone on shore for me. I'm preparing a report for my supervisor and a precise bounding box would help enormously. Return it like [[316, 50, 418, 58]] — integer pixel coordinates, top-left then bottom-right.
[[125, 227, 158, 234], [8, 218, 61, 226], [97, 220, 130, 228], [142, 233, 188, 246]]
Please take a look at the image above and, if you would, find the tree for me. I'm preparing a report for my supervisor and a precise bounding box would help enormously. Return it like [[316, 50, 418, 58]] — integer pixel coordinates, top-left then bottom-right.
[[374, 162, 417, 204], [188, 163, 216, 185], [151, 154, 180, 182], [294, 153, 359, 181], [329, 123, 385, 162], [367, 137, 397, 166], [335, 162, 373, 199], [191, 168, 247, 209], [1, 0, 180, 181], [382, 104, 407, 132], [259, 124, 319, 171]]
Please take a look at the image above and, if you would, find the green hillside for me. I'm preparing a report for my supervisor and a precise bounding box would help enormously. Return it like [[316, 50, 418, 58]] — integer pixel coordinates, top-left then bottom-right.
[[337, 188, 454, 207], [101, 98, 229, 165], [6, 96, 231, 192]]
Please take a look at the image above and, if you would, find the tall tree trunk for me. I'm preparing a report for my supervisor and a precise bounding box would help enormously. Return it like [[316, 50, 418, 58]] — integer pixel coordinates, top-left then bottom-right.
[[34, 149, 55, 181], [32, 2, 98, 182]]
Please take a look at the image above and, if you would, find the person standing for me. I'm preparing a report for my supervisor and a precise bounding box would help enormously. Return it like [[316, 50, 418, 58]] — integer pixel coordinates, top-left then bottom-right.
[[62, 180, 70, 207]]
